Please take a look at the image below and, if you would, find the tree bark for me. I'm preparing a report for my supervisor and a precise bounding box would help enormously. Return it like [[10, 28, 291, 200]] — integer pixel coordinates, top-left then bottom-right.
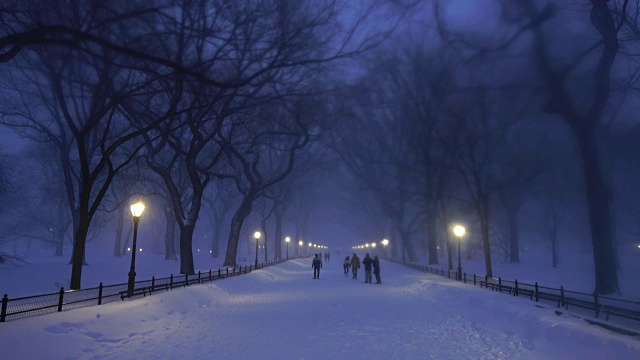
[[54, 198, 65, 257], [508, 212, 520, 264], [477, 193, 493, 277], [261, 216, 268, 263], [274, 207, 283, 260], [179, 224, 195, 275], [223, 191, 255, 267], [113, 203, 125, 257], [164, 202, 177, 260], [575, 125, 618, 293], [427, 202, 438, 265]]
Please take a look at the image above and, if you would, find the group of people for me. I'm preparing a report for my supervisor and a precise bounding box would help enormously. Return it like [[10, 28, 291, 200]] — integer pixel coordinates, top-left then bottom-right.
[[311, 252, 382, 284], [343, 253, 381, 284]]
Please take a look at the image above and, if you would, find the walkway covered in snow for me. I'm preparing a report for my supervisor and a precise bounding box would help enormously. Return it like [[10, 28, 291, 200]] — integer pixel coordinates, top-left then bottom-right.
[[1, 258, 638, 359]]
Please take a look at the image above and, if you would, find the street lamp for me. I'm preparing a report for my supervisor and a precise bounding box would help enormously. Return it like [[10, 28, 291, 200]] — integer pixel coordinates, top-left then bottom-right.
[[285, 236, 290, 260], [127, 200, 145, 297], [254, 231, 261, 268], [453, 224, 466, 281]]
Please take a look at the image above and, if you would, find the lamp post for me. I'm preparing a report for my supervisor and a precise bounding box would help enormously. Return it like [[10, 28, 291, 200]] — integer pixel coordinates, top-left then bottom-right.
[[254, 231, 261, 268], [285, 236, 290, 260], [453, 225, 466, 281], [127, 200, 145, 297]]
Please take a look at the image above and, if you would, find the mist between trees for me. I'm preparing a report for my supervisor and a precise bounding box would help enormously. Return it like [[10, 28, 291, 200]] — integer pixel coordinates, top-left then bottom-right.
[[0, 0, 637, 296]]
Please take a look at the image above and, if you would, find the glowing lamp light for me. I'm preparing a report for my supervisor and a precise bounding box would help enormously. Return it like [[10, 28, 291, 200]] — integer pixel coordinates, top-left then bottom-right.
[[127, 247, 131, 251], [308, 242, 312, 247], [453, 225, 466, 238], [371, 243, 376, 248], [130, 200, 145, 218], [139, 248, 142, 252], [299, 240, 303, 246], [254, 231, 261, 240], [381, 239, 389, 246]]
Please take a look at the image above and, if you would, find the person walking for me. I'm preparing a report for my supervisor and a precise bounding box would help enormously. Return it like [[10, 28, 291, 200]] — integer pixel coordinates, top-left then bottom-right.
[[312, 254, 322, 279], [350, 253, 360, 280], [362, 253, 373, 284], [343, 256, 350, 277], [373, 255, 381, 284]]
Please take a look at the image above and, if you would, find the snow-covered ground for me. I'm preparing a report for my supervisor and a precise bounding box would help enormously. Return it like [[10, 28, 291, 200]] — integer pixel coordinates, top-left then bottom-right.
[[1, 257, 639, 359]]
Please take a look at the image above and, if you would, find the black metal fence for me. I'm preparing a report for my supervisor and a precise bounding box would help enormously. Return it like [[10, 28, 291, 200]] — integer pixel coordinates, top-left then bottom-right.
[[393, 259, 640, 329], [1, 259, 284, 323]]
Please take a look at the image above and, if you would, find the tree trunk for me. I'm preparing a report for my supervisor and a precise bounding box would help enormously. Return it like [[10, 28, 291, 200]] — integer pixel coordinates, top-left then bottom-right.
[[477, 193, 493, 277], [427, 203, 438, 265], [551, 229, 559, 268], [223, 191, 255, 267], [261, 216, 268, 263], [294, 224, 304, 257], [54, 199, 65, 256], [508, 212, 520, 263], [211, 222, 221, 258], [179, 224, 196, 275], [113, 203, 125, 257], [164, 202, 177, 260], [69, 210, 90, 289], [121, 225, 133, 255], [274, 207, 283, 260], [575, 125, 619, 294], [440, 213, 453, 270]]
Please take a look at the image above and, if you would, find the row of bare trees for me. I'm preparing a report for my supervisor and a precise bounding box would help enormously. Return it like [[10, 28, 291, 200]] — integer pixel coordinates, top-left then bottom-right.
[[0, 0, 403, 289], [332, 0, 640, 295]]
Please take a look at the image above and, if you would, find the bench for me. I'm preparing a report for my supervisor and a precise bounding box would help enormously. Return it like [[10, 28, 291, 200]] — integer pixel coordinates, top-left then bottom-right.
[[564, 296, 601, 317], [497, 284, 514, 295], [602, 305, 640, 322], [119, 288, 147, 301], [536, 291, 562, 307], [148, 283, 169, 294], [514, 288, 535, 300], [479, 280, 495, 290]]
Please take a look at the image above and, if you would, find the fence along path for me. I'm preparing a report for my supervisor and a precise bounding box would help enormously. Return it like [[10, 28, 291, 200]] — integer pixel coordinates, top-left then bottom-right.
[[1, 260, 284, 323], [393, 259, 640, 333]]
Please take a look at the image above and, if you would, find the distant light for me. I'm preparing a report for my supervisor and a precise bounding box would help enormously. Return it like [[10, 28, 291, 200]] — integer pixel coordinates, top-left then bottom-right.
[[197, 249, 200, 252], [371, 243, 376, 248], [127, 248, 131, 251], [298, 241, 303, 246], [381, 239, 389, 246], [308, 242, 312, 247], [285, 237, 291, 243], [139, 248, 142, 252], [254, 231, 261, 240], [210, 250, 212, 253], [437, 246, 439, 250]]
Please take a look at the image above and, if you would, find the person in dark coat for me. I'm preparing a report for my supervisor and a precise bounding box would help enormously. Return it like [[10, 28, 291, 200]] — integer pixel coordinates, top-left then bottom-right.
[[350, 253, 360, 280], [362, 253, 373, 284], [312, 254, 322, 279], [343, 256, 350, 276], [373, 255, 381, 284]]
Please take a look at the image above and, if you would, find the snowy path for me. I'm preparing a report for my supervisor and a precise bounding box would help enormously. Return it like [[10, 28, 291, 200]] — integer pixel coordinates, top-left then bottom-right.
[[1, 258, 639, 359]]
